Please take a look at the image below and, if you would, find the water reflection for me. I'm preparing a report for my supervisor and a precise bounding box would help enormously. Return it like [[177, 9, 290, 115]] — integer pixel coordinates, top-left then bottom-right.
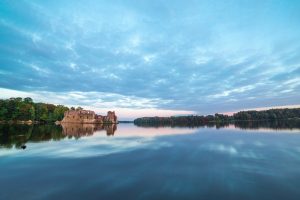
[[62, 123, 117, 137], [0, 123, 117, 149], [1, 122, 300, 199], [135, 120, 300, 130], [0, 124, 64, 149], [0, 120, 299, 149], [234, 120, 300, 130]]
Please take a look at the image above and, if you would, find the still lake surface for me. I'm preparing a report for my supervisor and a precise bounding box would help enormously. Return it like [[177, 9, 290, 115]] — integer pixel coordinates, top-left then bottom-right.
[[1, 122, 300, 200]]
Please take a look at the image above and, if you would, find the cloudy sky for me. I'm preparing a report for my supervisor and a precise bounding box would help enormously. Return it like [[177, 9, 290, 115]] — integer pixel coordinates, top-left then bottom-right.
[[0, 0, 300, 120]]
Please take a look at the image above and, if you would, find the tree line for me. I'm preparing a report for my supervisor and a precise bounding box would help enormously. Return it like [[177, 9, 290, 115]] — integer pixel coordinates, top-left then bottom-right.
[[134, 108, 300, 125], [0, 97, 69, 123], [233, 108, 300, 121]]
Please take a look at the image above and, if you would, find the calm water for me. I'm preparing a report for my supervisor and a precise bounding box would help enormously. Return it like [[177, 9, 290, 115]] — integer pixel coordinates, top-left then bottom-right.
[[1, 122, 300, 200]]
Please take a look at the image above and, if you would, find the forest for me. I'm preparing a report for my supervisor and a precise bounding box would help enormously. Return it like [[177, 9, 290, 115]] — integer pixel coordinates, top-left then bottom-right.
[[134, 108, 300, 125], [0, 97, 69, 123], [1, 97, 299, 125]]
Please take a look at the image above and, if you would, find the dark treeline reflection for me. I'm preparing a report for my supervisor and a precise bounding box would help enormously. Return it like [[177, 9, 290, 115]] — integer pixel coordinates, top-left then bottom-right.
[[0, 124, 117, 149], [0, 125, 64, 149], [233, 120, 300, 130], [134, 120, 300, 130]]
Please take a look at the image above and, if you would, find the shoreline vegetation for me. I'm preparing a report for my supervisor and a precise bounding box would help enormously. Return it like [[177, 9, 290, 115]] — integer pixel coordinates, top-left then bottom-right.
[[0, 97, 117, 125], [1, 97, 299, 125], [0, 97, 69, 124], [133, 108, 300, 126]]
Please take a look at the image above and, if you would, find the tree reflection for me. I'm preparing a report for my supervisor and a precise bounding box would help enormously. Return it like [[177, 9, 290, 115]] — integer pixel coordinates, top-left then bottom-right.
[[233, 120, 300, 130], [1, 120, 299, 149], [0, 123, 117, 149], [134, 120, 300, 130], [0, 124, 64, 149]]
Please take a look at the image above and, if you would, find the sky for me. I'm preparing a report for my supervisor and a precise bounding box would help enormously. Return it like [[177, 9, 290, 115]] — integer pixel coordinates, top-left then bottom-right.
[[0, 0, 300, 120]]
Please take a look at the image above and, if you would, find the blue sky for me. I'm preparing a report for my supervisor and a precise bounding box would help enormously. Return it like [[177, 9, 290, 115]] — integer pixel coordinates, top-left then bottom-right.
[[0, 0, 300, 119]]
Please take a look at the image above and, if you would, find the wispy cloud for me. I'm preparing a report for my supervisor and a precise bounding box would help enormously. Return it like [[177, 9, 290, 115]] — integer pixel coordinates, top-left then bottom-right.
[[0, 0, 299, 116], [0, 88, 195, 119]]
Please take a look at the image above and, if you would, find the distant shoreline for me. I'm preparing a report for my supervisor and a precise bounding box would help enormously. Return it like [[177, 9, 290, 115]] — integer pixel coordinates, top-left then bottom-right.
[[1, 97, 299, 126], [118, 121, 134, 123], [1, 118, 299, 126], [0, 120, 133, 125], [0, 120, 41, 125], [134, 108, 300, 126]]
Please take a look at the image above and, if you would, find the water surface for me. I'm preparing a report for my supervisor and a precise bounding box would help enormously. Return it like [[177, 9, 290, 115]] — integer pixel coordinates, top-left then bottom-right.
[[0, 122, 300, 200]]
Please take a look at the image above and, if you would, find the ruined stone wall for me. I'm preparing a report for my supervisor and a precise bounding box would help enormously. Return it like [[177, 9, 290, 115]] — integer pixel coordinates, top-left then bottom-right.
[[61, 110, 118, 124], [61, 110, 96, 124], [105, 111, 118, 123]]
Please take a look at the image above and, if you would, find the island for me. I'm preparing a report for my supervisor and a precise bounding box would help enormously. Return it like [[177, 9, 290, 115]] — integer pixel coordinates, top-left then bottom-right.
[[0, 97, 118, 125], [61, 110, 118, 124]]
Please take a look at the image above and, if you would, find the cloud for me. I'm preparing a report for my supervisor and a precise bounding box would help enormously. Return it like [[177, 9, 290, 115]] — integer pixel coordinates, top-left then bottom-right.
[[208, 85, 257, 99], [0, 88, 195, 120], [0, 0, 299, 116]]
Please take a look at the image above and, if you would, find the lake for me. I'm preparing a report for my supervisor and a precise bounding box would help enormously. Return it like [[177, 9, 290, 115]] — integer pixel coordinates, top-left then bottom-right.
[[1, 122, 300, 200]]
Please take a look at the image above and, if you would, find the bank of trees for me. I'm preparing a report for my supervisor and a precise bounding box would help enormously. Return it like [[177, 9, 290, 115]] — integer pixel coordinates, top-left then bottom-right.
[[233, 108, 300, 121], [134, 114, 233, 125], [0, 97, 69, 122], [134, 108, 300, 125]]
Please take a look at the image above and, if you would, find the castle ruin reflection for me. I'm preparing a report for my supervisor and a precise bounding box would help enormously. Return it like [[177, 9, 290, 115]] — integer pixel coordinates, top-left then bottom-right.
[[61, 123, 117, 137]]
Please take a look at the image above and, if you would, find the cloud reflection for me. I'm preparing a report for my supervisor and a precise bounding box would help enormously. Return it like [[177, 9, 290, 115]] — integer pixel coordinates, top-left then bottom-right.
[[0, 124, 198, 158], [204, 144, 238, 155]]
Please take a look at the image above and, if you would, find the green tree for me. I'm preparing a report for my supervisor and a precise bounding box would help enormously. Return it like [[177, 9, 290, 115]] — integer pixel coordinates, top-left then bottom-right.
[[76, 106, 83, 111], [29, 106, 35, 120], [24, 97, 33, 104]]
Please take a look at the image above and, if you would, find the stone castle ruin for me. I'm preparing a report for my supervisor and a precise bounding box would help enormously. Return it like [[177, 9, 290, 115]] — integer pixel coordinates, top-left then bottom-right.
[[61, 110, 117, 124]]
